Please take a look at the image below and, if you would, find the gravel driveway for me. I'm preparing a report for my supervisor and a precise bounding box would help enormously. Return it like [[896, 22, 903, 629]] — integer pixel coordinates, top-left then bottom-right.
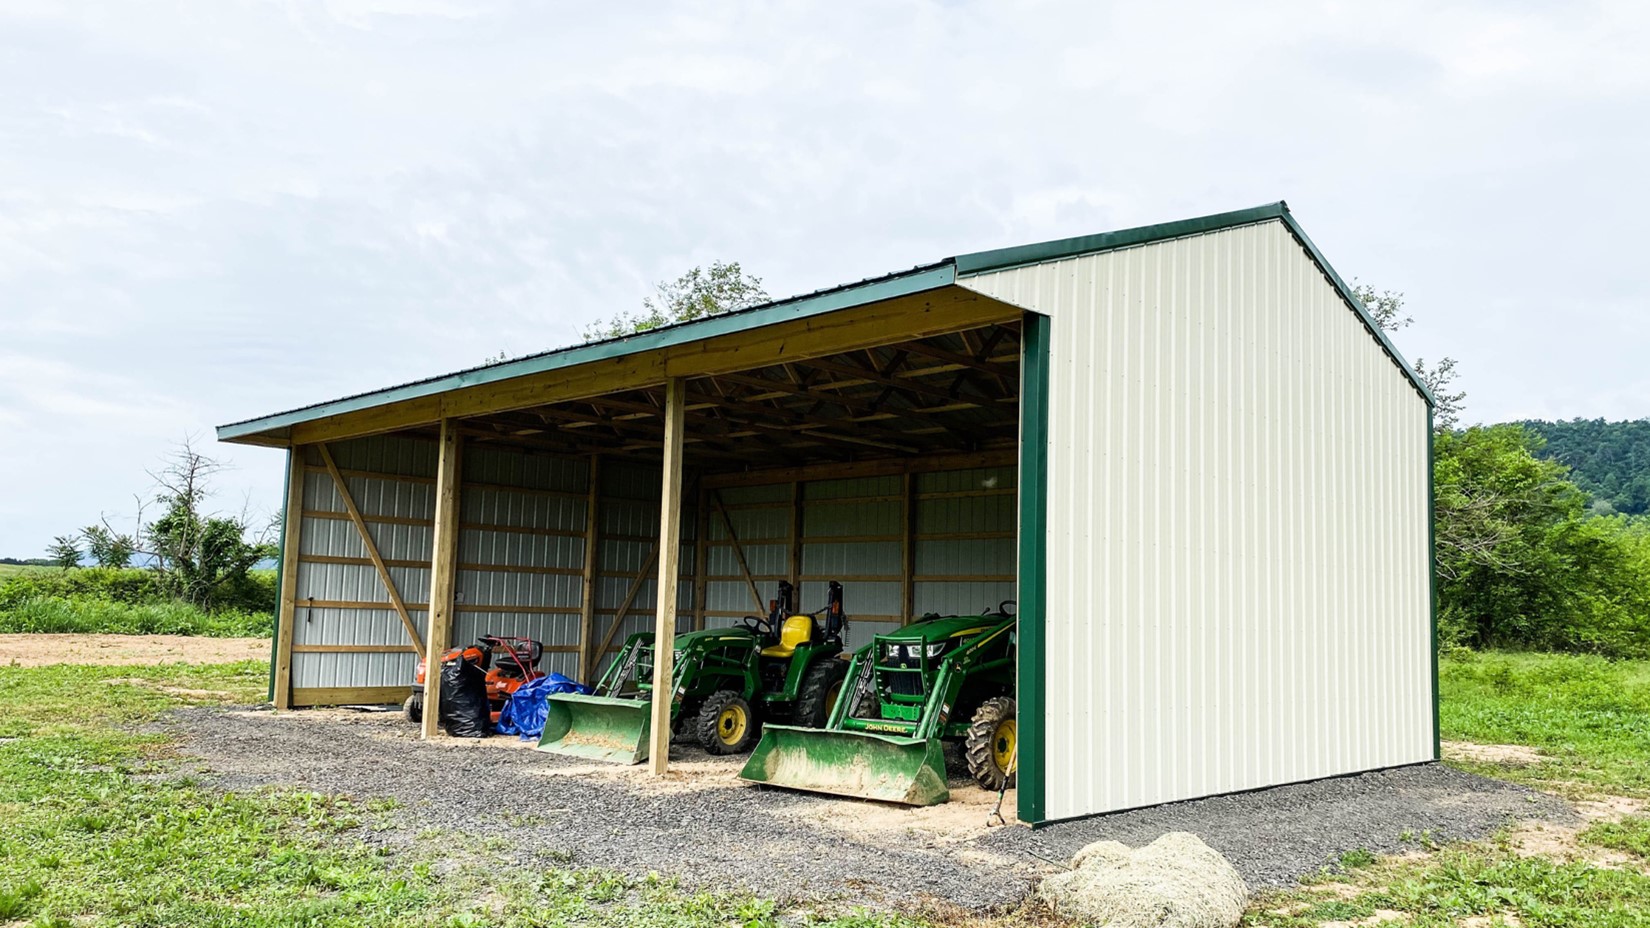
[[164, 707, 1571, 910]]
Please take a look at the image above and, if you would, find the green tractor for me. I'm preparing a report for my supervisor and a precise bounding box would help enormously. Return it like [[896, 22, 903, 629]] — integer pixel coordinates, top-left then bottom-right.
[[538, 581, 851, 764], [739, 603, 1017, 806]]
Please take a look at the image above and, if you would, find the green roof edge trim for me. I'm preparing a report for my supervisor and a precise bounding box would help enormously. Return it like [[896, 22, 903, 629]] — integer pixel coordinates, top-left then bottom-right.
[[952, 202, 1290, 276], [217, 262, 957, 441], [954, 201, 1435, 408], [1276, 209, 1437, 408]]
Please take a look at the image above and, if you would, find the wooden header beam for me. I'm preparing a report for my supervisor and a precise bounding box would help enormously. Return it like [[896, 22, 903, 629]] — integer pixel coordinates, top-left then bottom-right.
[[283, 288, 1018, 446]]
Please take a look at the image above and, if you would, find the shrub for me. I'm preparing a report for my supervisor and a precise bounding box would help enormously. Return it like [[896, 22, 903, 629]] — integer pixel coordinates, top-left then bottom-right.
[[0, 596, 271, 637]]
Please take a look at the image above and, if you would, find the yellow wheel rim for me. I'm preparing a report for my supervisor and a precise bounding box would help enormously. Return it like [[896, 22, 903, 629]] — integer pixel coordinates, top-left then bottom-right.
[[992, 719, 1017, 771], [717, 704, 748, 745], [825, 680, 844, 717]]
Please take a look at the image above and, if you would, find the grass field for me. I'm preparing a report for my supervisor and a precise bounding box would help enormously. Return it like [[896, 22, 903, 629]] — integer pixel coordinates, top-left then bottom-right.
[[1439, 650, 1650, 797], [0, 563, 48, 580]]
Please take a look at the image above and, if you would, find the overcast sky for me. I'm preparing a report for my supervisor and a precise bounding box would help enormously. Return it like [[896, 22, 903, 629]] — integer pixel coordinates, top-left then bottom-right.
[[2, 0, 1647, 557]]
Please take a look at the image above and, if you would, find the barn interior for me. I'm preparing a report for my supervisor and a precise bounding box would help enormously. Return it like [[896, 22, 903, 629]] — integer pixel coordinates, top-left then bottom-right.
[[279, 316, 1026, 708]]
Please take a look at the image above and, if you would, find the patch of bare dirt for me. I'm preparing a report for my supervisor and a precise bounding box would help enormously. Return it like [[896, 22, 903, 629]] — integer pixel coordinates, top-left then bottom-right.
[[772, 780, 1019, 844], [0, 634, 269, 667], [1504, 816, 1641, 871], [1577, 795, 1646, 821], [1443, 741, 1545, 767]]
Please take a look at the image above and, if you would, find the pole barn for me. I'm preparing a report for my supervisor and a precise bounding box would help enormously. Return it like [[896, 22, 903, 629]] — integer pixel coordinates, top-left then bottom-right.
[[220, 202, 1436, 825]]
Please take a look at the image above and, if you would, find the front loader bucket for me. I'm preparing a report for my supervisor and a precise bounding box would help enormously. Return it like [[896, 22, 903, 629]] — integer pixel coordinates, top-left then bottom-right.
[[738, 724, 949, 806], [536, 693, 652, 765]]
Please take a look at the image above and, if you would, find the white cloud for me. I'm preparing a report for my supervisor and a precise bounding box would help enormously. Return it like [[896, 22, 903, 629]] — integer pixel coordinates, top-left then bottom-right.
[[0, 0, 1647, 553]]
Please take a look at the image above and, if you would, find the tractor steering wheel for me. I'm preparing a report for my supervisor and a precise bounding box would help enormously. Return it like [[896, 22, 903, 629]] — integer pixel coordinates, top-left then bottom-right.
[[740, 614, 775, 637], [989, 600, 1018, 618]]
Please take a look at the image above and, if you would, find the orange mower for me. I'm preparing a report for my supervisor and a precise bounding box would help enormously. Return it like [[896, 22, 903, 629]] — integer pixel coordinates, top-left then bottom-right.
[[404, 635, 546, 724]]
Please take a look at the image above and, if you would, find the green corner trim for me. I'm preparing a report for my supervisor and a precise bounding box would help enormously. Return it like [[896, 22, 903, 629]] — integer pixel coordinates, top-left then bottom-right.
[[1428, 408, 1440, 760], [1016, 311, 1051, 825], [267, 448, 292, 703]]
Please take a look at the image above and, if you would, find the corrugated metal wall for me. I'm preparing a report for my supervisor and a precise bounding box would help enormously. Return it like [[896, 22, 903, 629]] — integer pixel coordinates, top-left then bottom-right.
[[591, 459, 696, 662], [288, 438, 698, 698], [700, 467, 1017, 646], [287, 435, 1012, 701], [961, 218, 1433, 820]]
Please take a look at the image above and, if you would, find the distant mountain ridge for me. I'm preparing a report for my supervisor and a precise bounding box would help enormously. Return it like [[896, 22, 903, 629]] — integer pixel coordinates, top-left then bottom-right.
[[1516, 418, 1650, 516]]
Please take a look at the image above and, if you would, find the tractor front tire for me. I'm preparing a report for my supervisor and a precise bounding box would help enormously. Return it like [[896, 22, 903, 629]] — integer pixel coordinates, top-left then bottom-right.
[[795, 659, 850, 728], [403, 694, 423, 724], [965, 697, 1017, 791], [697, 690, 759, 755]]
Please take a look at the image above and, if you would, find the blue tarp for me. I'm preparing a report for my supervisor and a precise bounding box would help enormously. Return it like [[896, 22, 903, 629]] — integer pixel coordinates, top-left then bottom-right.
[[496, 673, 591, 739]]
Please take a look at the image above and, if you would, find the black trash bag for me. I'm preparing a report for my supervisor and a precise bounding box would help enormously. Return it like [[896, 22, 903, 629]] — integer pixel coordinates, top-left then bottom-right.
[[438, 654, 492, 738]]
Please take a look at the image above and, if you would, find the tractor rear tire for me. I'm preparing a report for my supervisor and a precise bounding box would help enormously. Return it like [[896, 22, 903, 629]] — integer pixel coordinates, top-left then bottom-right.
[[795, 659, 850, 728], [403, 694, 423, 724], [697, 690, 759, 755], [965, 697, 1017, 791]]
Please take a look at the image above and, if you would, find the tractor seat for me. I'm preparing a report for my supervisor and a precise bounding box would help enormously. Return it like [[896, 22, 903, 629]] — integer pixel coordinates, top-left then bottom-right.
[[760, 616, 815, 659]]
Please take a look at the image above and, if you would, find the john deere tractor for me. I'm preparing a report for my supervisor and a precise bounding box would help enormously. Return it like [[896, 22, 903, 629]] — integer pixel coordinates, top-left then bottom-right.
[[538, 581, 850, 764], [739, 602, 1016, 806]]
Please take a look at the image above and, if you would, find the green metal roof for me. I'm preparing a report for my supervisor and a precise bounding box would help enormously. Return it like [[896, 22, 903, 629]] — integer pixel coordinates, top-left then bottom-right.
[[217, 202, 1431, 443]]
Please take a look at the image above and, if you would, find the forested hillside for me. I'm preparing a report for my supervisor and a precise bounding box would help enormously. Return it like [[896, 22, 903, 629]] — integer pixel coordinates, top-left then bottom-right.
[[1517, 419, 1650, 516]]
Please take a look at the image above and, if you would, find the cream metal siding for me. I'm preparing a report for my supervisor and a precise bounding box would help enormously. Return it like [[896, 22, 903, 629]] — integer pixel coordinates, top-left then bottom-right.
[[961, 218, 1433, 821]]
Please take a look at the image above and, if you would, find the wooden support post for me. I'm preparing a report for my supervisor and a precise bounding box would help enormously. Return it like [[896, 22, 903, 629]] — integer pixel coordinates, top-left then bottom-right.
[[273, 447, 307, 710], [318, 443, 426, 659], [901, 471, 916, 624], [648, 378, 687, 776], [576, 455, 601, 684], [422, 420, 462, 740], [692, 484, 710, 631]]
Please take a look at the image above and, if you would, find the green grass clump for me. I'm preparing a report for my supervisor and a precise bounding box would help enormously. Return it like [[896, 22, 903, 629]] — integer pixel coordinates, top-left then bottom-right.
[[1582, 815, 1650, 861], [0, 596, 271, 637], [1439, 651, 1650, 795]]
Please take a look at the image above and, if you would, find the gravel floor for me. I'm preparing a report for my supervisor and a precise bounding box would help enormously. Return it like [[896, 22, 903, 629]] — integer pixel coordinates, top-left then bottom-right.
[[985, 764, 1576, 889], [164, 707, 1572, 909]]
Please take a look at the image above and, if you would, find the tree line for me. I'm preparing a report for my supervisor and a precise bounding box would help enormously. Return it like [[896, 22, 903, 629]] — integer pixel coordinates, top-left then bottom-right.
[[1515, 418, 1650, 517]]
